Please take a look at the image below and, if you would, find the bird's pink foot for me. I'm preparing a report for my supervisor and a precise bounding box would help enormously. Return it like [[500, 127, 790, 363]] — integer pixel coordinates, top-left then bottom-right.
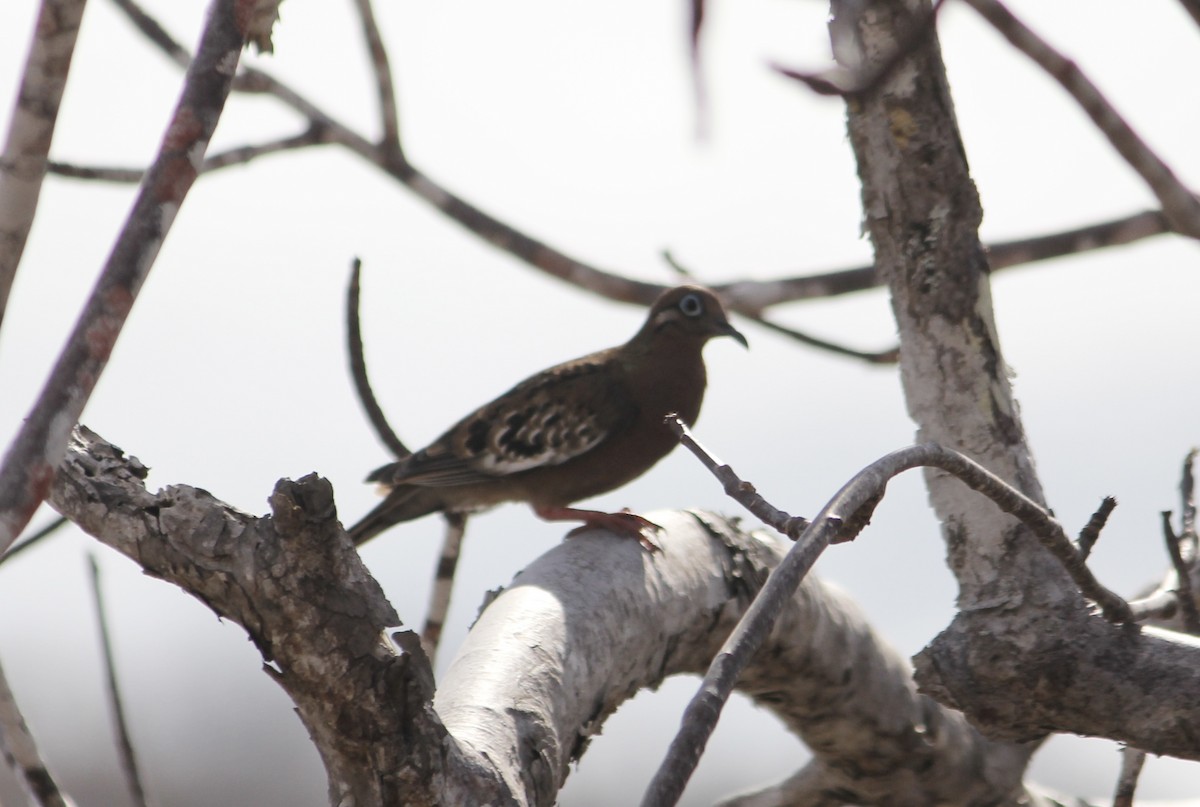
[[534, 505, 663, 553]]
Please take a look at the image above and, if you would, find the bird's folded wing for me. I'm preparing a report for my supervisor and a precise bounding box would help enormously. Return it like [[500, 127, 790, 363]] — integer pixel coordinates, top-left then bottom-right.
[[373, 358, 638, 488]]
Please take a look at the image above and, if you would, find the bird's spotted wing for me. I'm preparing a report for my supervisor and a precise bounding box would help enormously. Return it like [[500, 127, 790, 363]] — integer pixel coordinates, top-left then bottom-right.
[[373, 354, 637, 488]]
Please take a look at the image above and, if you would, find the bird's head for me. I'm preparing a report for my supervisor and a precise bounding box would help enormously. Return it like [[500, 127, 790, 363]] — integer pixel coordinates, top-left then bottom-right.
[[634, 285, 748, 349]]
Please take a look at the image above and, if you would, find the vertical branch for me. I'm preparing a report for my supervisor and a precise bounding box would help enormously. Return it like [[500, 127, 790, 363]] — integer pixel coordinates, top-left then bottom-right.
[[87, 554, 150, 807], [0, 656, 73, 807], [0, 0, 252, 553], [0, 0, 90, 338], [421, 513, 467, 663], [1112, 746, 1146, 807], [350, 0, 404, 168]]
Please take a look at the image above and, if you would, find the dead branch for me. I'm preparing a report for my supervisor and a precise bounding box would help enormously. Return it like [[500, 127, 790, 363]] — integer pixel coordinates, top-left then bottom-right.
[[0, 515, 69, 567], [1076, 496, 1117, 561], [772, 0, 945, 97], [420, 513, 466, 662], [87, 554, 150, 807], [350, 0, 403, 168], [963, 0, 1200, 239], [0, 0, 89, 337], [0, 0, 252, 553], [50, 425, 485, 806], [346, 259, 410, 458], [0, 656, 73, 807], [1112, 746, 1146, 807]]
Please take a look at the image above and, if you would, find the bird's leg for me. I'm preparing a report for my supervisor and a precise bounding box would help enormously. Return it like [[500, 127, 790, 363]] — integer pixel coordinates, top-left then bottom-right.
[[533, 505, 663, 553]]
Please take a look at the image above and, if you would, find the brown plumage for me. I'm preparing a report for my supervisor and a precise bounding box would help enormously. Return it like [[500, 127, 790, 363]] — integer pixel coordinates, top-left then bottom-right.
[[346, 285, 747, 549]]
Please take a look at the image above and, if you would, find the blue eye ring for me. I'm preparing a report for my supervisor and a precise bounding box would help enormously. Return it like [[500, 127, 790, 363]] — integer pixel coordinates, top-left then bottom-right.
[[679, 293, 704, 318]]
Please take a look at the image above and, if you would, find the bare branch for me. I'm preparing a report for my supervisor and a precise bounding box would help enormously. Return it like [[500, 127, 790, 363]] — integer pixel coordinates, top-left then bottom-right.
[[771, 0, 945, 97], [0, 0, 90, 338], [1162, 512, 1200, 634], [1076, 496, 1116, 561], [108, 0, 191, 70], [667, 416, 809, 539], [87, 554, 150, 807], [350, 0, 404, 167], [346, 258, 409, 459], [48, 127, 333, 183], [0, 656, 73, 807], [963, 0, 1200, 239], [0, 515, 69, 567], [49, 426, 493, 804], [421, 513, 466, 663], [662, 250, 898, 363], [0, 0, 248, 552], [1112, 746, 1146, 807], [1175, 0, 1200, 29], [1181, 448, 1197, 545]]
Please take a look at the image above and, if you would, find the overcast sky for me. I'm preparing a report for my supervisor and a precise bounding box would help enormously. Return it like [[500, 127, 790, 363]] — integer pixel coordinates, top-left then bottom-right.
[[1, 1, 1198, 805]]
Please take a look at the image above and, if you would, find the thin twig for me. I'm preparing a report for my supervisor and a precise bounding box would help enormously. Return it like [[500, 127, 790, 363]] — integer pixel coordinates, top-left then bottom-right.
[[0, 0, 250, 553], [1162, 512, 1200, 634], [667, 417, 809, 539], [108, 0, 190, 69], [87, 554, 150, 807], [963, 0, 1200, 240], [0, 656, 74, 807], [350, 0, 404, 167], [0, 0, 90, 339], [661, 250, 897, 363], [644, 439, 1134, 806], [49, 127, 331, 183], [421, 514, 467, 663], [346, 258, 409, 459], [748, 315, 899, 364], [1112, 745, 1146, 807], [771, 0, 945, 97], [687, 0, 710, 139], [0, 516, 69, 568], [1076, 496, 1116, 561], [1180, 448, 1197, 546]]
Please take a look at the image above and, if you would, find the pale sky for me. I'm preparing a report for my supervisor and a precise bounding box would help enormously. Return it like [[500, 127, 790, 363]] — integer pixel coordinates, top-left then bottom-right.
[[0, 1, 1197, 804]]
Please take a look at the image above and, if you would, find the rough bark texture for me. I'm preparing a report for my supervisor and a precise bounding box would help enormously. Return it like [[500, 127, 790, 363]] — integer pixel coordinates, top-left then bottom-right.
[[48, 426, 1063, 806], [840, 0, 1200, 762]]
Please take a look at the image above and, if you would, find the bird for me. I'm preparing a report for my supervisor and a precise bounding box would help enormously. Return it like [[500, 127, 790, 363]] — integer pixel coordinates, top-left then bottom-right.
[[346, 285, 747, 550]]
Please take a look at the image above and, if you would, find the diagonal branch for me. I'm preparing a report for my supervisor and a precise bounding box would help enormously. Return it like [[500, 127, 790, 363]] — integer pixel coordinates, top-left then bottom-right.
[[0, 0, 251, 552], [963, 0, 1200, 239], [0, 0, 90, 340], [0, 656, 73, 807]]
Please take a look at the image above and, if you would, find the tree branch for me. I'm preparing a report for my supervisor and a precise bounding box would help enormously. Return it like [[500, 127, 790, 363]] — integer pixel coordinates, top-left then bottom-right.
[[0, 0, 90, 339], [963, 0, 1200, 239], [87, 554, 150, 807], [350, 0, 403, 167], [0, 656, 73, 807], [0, 0, 252, 552], [49, 425, 497, 806]]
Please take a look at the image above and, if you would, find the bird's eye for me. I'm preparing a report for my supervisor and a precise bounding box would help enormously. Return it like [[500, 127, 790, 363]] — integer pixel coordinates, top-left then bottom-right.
[[678, 293, 705, 318]]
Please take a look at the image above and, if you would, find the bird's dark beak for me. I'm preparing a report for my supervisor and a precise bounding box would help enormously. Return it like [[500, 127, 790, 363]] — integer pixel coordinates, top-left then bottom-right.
[[721, 320, 749, 349]]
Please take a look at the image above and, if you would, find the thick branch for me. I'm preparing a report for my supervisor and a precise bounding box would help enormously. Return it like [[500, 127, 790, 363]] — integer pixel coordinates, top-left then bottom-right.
[[48, 426, 496, 806]]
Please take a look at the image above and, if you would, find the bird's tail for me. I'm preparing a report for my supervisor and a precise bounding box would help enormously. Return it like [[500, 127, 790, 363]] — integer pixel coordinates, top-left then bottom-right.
[[346, 486, 441, 545]]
